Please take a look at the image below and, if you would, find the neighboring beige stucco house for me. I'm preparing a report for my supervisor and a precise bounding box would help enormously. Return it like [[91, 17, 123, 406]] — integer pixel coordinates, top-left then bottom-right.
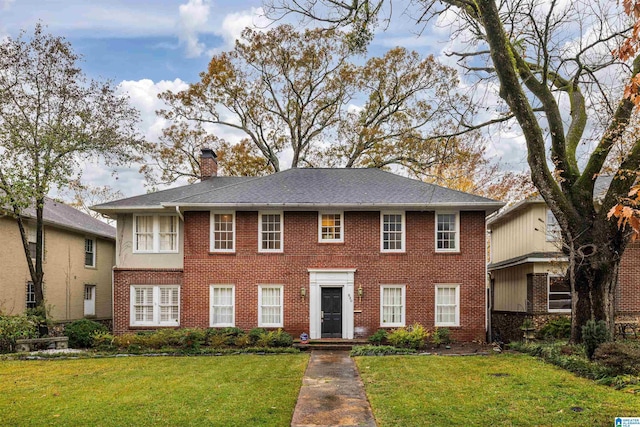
[[487, 179, 640, 341], [0, 198, 116, 322]]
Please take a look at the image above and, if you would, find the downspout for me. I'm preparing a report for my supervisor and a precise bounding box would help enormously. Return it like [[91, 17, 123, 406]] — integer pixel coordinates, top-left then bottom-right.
[[175, 205, 184, 222]]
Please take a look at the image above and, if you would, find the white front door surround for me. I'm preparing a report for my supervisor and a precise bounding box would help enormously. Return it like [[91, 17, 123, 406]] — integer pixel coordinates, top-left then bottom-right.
[[308, 268, 356, 339]]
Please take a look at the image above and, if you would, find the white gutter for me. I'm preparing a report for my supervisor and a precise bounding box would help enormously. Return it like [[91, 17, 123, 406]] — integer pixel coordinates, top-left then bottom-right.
[[175, 206, 184, 222]]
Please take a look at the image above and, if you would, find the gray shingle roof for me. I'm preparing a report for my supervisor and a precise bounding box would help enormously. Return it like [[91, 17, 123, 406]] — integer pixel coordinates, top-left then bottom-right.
[[18, 198, 116, 240], [94, 169, 503, 213]]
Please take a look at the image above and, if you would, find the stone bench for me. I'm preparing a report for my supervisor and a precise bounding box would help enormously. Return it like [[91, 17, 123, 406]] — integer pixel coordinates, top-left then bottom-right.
[[15, 337, 69, 352]]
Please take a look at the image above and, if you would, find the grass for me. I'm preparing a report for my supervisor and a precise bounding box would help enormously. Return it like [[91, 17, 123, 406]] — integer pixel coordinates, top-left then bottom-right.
[[0, 354, 308, 426], [355, 353, 640, 426]]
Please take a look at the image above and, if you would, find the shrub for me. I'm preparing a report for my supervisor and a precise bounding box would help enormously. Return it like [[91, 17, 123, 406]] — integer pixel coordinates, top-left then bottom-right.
[[234, 334, 252, 348], [178, 328, 206, 351], [256, 329, 293, 348], [350, 345, 417, 356], [582, 319, 610, 360], [90, 331, 115, 351], [537, 317, 571, 340], [205, 327, 246, 346], [593, 342, 640, 376], [64, 319, 108, 348], [248, 328, 266, 345], [387, 323, 429, 350], [0, 314, 39, 353], [368, 329, 388, 346], [432, 327, 451, 347]]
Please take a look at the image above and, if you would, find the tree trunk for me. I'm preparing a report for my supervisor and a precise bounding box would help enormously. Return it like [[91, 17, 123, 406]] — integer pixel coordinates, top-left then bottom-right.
[[567, 218, 621, 342]]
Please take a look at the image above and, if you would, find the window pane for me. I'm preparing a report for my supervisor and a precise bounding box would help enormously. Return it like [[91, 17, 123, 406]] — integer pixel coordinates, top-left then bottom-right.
[[213, 214, 234, 250], [382, 214, 403, 251], [212, 287, 234, 325], [321, 214, 342, 240], [546, 210, 561, 241], [261, 214, 282, 250], [436, 286, 458, 325], [436, 214, 457, 250], [135, 216, 154, 251], [382, 287, 403, 325], [159, 216, 178, 251], [261, 287, 282, 325]]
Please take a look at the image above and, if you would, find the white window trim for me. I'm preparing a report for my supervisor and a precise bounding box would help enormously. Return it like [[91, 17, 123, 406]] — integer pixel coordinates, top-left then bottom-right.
[[210, 211, 236, 253], [132, 214, 179, 254], [548, 274, 571, 313], [546, 209, 561, 242], [380, 212, 406, 253], [318, 211, 344, 243], [435, 211, 460, 253], [435, 284, 460, 327], [84, 237, 96, 268], [210, 285, 235, 327], [129, 285, 180, 327], [258, 284, 284, 328], [258, 211, 284, 253], [380, 284, 406, 327]]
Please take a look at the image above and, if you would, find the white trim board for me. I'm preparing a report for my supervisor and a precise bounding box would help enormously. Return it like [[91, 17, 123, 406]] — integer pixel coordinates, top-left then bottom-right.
[[307, 269, 356, 339]]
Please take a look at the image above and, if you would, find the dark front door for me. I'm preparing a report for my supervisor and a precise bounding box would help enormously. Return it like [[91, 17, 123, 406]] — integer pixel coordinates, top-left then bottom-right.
[[321, 287, 342, 338]]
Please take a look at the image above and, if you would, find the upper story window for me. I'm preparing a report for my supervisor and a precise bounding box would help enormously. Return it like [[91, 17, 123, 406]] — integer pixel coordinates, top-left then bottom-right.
[[27, 224, 43, 260], [435, 284, 460, 327], [85, 238, 95, 267], [546, 209, 561, 242], [548, 275, 571, 312], [319, 212, 343, 243], [259, 212, 283, 252], [210, 212, 235, 252], [381, 212, 405, 252], [133, 214, 179, 253], [435, 212, 459, 252]]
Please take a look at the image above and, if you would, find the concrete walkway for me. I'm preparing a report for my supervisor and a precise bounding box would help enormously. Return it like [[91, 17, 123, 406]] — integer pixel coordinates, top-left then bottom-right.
[[291, 350, 377, 427]]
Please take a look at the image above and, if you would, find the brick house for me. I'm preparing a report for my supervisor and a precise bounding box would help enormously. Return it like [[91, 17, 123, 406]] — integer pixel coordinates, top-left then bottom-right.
[[94, 150, 503, 341], [487, 177, 640, 341]]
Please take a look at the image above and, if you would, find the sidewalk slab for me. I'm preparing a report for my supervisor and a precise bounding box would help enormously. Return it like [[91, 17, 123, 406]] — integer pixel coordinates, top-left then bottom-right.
[[291, 350, 376, 427]]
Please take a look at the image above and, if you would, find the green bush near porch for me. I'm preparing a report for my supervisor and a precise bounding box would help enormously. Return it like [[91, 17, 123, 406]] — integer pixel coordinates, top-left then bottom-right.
[[0, 355, 308, 426]]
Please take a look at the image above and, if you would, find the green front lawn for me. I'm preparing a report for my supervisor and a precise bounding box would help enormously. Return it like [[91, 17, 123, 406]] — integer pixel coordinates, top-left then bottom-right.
[[356, 353, 640, 426], [0, 354, 308, 426]]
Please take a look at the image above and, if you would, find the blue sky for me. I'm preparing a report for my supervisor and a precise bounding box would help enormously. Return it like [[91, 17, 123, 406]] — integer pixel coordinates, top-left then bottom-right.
[[0, 0, 528, 197]]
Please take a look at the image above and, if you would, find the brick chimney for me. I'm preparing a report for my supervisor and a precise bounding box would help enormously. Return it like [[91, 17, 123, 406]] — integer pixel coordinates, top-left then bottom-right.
[[200, 148, 218, 180]]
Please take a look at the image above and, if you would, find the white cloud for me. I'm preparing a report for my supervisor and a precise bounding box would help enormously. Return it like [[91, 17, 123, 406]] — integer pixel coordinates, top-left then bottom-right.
[[177, 0, 211, 57], [212, 7, 270, 53]]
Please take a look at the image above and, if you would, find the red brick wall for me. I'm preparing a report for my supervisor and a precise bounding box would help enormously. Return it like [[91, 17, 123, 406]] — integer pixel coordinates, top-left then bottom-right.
[[114, 210, 488, 341], [618, 241, 640, 316]]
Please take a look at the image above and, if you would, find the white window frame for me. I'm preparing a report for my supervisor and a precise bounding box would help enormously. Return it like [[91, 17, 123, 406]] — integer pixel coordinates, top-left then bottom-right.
[[546, 209, 561, 242], [380, 285, 406, 327], [318, 211, 344, 243], [258, 285, 284, 328], [132, 214, 179, 254], [84, 237, 96, 268], [129, 285, 180, 327], [27, 223, 44, 260], [380, 212, 406, 253], [258, 211, 284, 253], [210, 211, 236, 253], [26, 281, 36, 309], [210, 285, 235, 327], [435, 211, 460, 253], [435, 284, 460, 327], [548, 274, 571, 313]]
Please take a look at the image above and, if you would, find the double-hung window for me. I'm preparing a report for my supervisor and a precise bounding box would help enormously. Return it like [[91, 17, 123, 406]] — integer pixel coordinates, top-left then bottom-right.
[[546, 209, 561, 242], [435, 212, 459, 252], [319, 212, 344, 243], [380, 285, 406, 327], [26, 281, 36, 309], [259, 212, 283, 252], [85, 238, 95, 267], [435, 284, 460, 326], [211, 212, 235, 252], [381, 212, 405, 252], [27, 225, 43, 260], [548, 275, 571, 312], [210, 285, 235, 327], [133, 215, 179, 253], [258, 285, 283, 327], [130, 285, 180, 326]]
